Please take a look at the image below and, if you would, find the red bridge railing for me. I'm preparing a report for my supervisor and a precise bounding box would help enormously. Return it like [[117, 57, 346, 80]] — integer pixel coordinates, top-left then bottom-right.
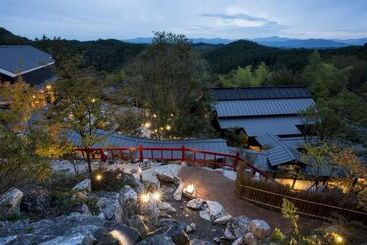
[[74, 145, 269, 179]]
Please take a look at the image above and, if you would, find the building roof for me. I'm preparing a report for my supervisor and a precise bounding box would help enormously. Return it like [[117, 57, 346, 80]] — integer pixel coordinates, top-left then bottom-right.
[[212, 86, 312, 101], [256, 134, 300, 166], [218, 116, 308, 137], [66, 130, 229, 159], [0, 45, 54, 77], [214, 98, 315, 118]]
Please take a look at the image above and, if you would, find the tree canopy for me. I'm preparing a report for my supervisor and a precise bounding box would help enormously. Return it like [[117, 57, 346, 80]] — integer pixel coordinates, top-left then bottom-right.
[[126, 32, 213, 139]]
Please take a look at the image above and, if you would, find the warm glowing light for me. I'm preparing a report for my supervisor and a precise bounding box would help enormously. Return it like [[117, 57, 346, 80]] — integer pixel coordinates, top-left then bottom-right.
[[68, 113, 74, 119], [32, 95, 36, 99], [152, 191, 161, 201], [144, 121, 152, 129], [154, 129, 158, 133], [170, 113, 174, 117], [109, 230, 130, 244], [91, 98, 96, 103], [333, 233, 344, 244], [46, 84, 52, 90], [95, 174, 103, 181], [159, 127, 164, 131], [166, 125, 171, 131], [186, 184, 195, 194], [152, 114, 157, 118], [140, 193, 150, 203]]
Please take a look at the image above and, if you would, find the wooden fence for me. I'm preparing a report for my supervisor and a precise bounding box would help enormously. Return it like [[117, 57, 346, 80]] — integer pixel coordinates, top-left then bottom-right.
[[235, 181, 367, 223]]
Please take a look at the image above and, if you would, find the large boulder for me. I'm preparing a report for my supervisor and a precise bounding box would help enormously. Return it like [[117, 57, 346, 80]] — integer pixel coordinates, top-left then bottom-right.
[[149, 224, 190, 245], [0, 213, 105, 244], [158, 202, 177, 215], [0, 188, 23, 218], [206, 201, 225, 220], [102, 223, 141, 244], [191, 238, 212, 245], [214, 214, 232, 225], [199, 210, 211, 222], [97, 197, 123, 223], [186, 198, 204, 210], [248, 219, 271, 238], [20, 186, 50, 215], [137, 234, 175, 245], [39, 225, 99, 245], [128, 214, 148, 235], [72, 179, 92, 192], [118, 185, 138, 217], [121, 173, 144, 194], [224, 216, 251, 240], [164, 224, 190, 245], [244, 232, 258, 245], [173, 183, 183, 201], [139, 199, 159, 220], [155, 172, 176, 183]]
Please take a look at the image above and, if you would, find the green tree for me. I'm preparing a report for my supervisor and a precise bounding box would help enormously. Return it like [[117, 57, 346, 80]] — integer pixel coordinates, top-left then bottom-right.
[[0, 126, 51, 192], [126, 32, 212, 139], [218, 62, 271, 87], [48, 57, 113, 180], [302, 51, 352, 98]]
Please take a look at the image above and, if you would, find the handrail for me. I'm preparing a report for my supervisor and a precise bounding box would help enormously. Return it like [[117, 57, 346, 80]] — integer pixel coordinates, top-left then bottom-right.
[[235, 181, 367, 223], [73, 145, 269, 179]]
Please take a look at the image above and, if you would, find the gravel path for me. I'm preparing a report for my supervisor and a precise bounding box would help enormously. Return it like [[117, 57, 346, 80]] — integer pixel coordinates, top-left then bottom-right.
[[177, 166, 323, 234]]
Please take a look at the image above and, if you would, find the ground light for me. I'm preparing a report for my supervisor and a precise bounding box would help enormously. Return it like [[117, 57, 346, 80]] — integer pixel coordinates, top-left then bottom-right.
[[95, 174, 103, 181], [140, 193, 150, 203], [152, 191, 161, 201], [186, 184, 195, 194], [333, 233, 344, 244]]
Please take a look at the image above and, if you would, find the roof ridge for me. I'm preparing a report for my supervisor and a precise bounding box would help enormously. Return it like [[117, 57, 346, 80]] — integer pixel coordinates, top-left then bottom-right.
[[212, 85, 307, 90]]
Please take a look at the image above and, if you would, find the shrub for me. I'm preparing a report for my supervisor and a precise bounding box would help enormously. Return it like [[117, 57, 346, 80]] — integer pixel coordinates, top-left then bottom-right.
[[236, 162, 363, 213], [92, 167, 125, 192]]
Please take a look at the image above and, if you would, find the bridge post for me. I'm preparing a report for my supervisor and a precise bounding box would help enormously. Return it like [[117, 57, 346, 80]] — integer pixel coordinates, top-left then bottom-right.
[[181, 145, 185, 162], [138, 145, 143, 162], [234, 152, 240, 169]]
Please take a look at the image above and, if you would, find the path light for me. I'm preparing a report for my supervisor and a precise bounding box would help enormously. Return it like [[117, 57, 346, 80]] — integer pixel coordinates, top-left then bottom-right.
[[183, 184, 196, 198], [109, 230, 129, 244], [144, 121, 152, 129], [95, 174, 103, 181], [333, 233, 344, 244], [152, 191, 161, 201], [186, 184, 195, 195], [140, 193, 150, 203], [46, 84, 52, 90], [166, 125, 171, 131], [153, 114, 157, 118], [91, 98, 96, 103]]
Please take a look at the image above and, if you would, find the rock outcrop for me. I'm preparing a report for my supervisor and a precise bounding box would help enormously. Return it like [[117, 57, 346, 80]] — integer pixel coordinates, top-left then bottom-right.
[[248, 219, 271, 238], [0, 188, 23, 218]]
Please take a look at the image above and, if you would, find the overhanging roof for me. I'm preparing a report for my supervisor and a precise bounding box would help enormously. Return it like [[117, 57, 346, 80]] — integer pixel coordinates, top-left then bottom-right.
[[218, 116, 307, 137], [214, 98, 315, 118], [256, 134, 300, 166], [66, 130, 229, 159], [212, 86, 311, 101], [0, 45, 54, 77]]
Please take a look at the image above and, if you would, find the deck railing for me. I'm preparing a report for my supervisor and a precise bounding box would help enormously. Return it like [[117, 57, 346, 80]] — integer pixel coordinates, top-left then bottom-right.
[[73, 145, 269, 178], [235, 180, 367, 223]]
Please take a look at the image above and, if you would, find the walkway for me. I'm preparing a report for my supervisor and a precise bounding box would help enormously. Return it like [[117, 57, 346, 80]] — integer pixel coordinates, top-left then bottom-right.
[[178, 166, 323, 233]]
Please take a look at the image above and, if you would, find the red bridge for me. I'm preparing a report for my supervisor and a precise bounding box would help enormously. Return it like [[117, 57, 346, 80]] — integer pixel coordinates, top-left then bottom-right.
[[74, 145, 269, 179]]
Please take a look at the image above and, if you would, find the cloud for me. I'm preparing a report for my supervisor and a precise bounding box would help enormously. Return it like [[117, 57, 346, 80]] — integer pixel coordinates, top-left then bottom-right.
[[200, 12, 287, 31]]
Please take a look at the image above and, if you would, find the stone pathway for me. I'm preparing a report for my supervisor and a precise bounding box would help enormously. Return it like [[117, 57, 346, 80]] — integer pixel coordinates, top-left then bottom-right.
[[178, 166, 323, 234]]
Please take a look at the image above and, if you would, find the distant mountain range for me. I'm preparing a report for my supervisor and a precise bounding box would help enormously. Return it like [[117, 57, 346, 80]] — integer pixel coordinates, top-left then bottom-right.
[[124, 36, 367, 48]]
